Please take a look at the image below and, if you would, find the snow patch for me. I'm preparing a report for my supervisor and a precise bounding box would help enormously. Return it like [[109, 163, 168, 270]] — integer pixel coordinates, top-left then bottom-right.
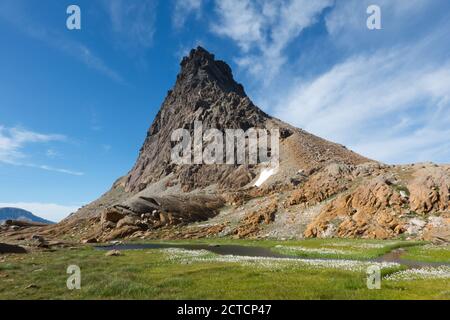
[[254, 165, 278, 187]]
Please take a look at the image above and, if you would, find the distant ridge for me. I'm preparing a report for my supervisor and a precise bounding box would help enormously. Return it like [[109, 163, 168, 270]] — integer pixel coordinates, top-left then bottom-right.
[[0, 207, 54, 225]]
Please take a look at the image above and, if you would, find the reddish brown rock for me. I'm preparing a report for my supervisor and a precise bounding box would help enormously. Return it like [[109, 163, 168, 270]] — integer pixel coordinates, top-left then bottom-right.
[[233, 200, 278, 238], [287, 163, 354, 207], [101, 209, 125, 225], [305, 176, 407, 239], [409, 166, 450, 214]]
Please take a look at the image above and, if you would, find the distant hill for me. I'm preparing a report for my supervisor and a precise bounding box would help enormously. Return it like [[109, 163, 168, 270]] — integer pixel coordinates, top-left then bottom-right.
[[0, 207, 55, 225]]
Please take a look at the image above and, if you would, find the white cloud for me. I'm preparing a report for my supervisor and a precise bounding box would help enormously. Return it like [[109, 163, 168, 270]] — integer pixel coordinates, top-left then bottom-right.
[[0, 202, 80, 223], [46, 149, 59, 158], [211, 0, 333, 81], [205, 0, 450, 164], [326, 0, 429, 37], [103, 0, 157, 48], [212, 0, 265, 52], [72, 44, 124, 83], [173, 0, 203, 29], [273, 43, 450, 164], [0, 126, 64, 163], [266, 1, 450, 164], [0, 126, 84, 176], [27, 164, 84, 176]]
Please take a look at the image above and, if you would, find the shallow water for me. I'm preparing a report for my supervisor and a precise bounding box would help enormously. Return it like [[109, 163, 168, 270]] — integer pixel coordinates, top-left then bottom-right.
[[374, 249, 449, 268], [95, 243, 450, 269]]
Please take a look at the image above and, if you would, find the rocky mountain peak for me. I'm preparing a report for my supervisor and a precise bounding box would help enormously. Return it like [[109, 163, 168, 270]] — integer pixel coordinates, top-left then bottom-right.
[[122, 47, 271, 194], [176, 46, 246, 97], [67, 47, 372, 224]]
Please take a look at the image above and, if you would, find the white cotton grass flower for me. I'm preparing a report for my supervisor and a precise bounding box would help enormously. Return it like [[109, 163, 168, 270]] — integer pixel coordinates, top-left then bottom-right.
[[326, 242, 398, 249], [162, 248, 399, 272], [421, 244, 449, 251], [163, 248, 211, 260], [384, 266, 450, 281], [274, 245, 351, 255]]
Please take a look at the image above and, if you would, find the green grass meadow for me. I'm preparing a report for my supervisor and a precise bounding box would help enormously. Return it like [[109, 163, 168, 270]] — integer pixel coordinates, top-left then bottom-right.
[[0, 239, 448, 300]]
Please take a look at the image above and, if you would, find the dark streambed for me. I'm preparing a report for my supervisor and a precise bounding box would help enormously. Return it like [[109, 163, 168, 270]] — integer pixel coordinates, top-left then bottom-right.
[[95, 243, 450, 269], [374, 249, 449, 268]]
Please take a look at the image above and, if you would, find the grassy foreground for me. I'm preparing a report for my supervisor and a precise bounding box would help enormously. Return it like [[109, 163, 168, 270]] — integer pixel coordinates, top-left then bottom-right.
[[402, 244, 450, 263], [0, 239, 449, 300]]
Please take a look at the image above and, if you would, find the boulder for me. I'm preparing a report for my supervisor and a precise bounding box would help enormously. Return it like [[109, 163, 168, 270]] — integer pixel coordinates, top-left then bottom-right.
[[30, 235, 48, 248], [81, 238, 98, 244], [101, 209, 125, 224], [105, 250, 122, 257], [105, 226, 140, 241], [421, 215, 450, 243], [116, 216, 138, 229], [409, 166, 450, 214]]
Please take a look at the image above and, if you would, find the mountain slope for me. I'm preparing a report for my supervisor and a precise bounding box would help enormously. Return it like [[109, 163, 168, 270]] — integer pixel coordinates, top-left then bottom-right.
[[0, 207, 54, 225], [37, 47, 447, 243], [68, 47, 370, 222]]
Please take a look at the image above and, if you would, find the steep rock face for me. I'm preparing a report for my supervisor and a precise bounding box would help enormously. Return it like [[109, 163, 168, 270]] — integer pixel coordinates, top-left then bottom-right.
[[124, 47, 269, 194]]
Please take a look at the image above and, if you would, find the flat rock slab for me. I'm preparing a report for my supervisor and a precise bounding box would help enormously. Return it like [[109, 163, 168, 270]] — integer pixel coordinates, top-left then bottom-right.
[[0, 243, 27, 254]]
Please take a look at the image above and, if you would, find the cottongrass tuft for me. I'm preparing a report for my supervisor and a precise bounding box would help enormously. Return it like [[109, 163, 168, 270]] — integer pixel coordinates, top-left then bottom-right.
[[274, 245, 350, 255], [162, 248, 399, 272], [384, 266, 450, 281], [326, 242, 399, 249]]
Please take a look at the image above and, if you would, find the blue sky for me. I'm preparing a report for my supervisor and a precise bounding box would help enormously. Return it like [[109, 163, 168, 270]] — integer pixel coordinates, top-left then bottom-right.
[[0, 0, 449, 221]]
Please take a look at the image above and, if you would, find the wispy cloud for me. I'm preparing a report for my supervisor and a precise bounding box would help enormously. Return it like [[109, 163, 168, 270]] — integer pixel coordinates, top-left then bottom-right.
[[0, 0, 124, 83], [68, 43, 124, 83], [173, 0, 204, 29], [102, 0, 157, 48], [208, 0, 450, 164], [45, 149, 59, 159], [211, 0, 333, 82], [0, 126, 84, 176], [26, 164, 84, 176], [0, 202, 81, 223], [273, 18, 450, 164], [326, 0, 429, 40], [0, 126, 65, 163]]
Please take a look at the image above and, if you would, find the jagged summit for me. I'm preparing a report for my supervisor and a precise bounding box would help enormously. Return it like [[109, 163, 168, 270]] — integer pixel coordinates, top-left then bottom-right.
[[147, 46, 267, 139], [177, 46, 246, 97], [127, 47, 272, 194]]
